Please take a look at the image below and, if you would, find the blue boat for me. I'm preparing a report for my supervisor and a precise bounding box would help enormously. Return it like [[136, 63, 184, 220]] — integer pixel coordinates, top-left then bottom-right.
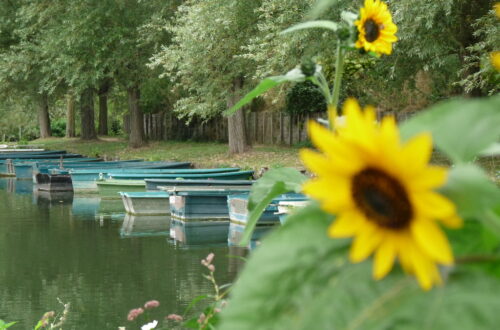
[[109, 170, 254, 181], [68, 161, 192, 192], [227, 193, 308, 246], [167, 186, 251, 220], [120, 191, 170, 215], [35, 159, 144, 176], [0, 150, 68, 159], [14, 158, 102, 179], [145, 179, 254, 191]]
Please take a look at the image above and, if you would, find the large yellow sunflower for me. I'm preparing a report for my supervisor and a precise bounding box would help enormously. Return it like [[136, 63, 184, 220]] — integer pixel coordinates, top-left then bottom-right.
[[491, 51, 500, 71], [355, 0, 398, 55], [300, 98, 462, 290]]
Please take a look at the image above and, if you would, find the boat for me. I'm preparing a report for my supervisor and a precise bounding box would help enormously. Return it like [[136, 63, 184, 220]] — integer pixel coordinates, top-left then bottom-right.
[[97, 179, 146, 198], [14, 158, 102, 179], [120, 214, 170, 238], [166, 186, 251, 220], [96, 170, 250, 198], [145, 178, 254, 191], [276, 199, 310, 224], [0, 154, 81, 176], [120, 191, 170, 215], [103, 167, 240, 174], [61, 161, 192, 192], [36, 173, 73, 192], [34, 159, 143, 177], [227, 193, 307, 246], [0, 150, 67, 158], [108, 170, 254, 181]]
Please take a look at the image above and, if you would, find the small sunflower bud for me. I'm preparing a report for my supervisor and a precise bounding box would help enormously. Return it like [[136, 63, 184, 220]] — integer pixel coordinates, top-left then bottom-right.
[[336, 27, 351, 41], [300, 58, 316, 77]]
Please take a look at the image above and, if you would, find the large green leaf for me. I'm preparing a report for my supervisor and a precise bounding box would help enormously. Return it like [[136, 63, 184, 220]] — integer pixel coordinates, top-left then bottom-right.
[[281, 20, 338, 34], [440, 164, 500, 237], [224, 69, 306, 116], [400, 96, 500, 163], [239, 168, 307, 245], [220, 204, 500, 330]]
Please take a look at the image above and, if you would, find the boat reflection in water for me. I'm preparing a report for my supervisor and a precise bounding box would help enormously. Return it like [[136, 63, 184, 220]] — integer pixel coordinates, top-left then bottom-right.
[[32, 190, 74, 207], [71, 196, 101, 218], [169, 218, 228, 247], [120, 214, 170, 238], [5, 178, 33, 195]]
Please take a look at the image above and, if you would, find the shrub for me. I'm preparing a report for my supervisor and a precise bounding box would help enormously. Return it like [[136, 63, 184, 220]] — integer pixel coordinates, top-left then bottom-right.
[[285, 81, 326, 115]]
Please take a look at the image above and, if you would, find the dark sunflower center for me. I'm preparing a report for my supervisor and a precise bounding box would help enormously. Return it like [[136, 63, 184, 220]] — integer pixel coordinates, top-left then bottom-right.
[[352, 168, 412, 229], [364, 19, 380, 42]]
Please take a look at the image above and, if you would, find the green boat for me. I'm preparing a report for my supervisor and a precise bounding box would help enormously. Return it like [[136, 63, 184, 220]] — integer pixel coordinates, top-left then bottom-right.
[[96, 179, 146, 198]]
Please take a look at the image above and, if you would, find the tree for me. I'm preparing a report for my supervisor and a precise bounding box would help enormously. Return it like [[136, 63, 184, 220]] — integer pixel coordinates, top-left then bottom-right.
[[150, 0, 263, 153]]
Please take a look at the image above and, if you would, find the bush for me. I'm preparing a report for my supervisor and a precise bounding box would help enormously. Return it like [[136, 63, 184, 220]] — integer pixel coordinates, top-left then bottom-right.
[[50, 119, 66, 137], [110, 119, 122, 136], [285, 81, 326, 115]]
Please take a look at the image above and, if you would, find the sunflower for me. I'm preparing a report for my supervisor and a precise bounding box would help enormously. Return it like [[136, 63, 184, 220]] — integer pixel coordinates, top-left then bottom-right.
[[355, 0, 398, 56], [491, 51, 500, 71], [300, 98, 462, 290]]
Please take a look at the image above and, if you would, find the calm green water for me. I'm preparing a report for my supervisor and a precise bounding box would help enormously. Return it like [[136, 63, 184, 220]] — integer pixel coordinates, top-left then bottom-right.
[[0, 178, 243, 329]]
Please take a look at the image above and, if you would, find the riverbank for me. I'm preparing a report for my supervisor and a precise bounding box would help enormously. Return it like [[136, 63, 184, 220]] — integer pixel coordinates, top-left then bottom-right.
[[31, 137, 304, 171]]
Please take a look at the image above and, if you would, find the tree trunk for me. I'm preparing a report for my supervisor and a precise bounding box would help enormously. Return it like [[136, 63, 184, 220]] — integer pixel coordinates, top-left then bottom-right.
[[98, 93, 108, 135], [227, 78, 249, 154], [37, 93, 51, 138], [80, 88, 97, 140], [128, 85, 145, 148], [66, 93, 76, 138]]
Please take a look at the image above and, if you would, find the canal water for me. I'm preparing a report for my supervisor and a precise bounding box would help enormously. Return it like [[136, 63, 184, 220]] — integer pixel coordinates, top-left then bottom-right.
[[0, 178, 243, 329]]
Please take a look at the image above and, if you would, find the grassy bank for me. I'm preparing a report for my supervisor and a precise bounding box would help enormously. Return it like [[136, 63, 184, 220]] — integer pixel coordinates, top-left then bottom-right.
[[31, 137, 304, 171]]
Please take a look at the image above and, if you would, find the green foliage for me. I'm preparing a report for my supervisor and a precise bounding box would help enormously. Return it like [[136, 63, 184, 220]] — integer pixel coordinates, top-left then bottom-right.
[[220, 204, 500, 330], [50, 119, 66, 138], [240, 167, 307, 245], [110, 119, 122, 136], [0, 320, 16, 329], [400, 95, 500, 163], [285, 80, 327, 115]]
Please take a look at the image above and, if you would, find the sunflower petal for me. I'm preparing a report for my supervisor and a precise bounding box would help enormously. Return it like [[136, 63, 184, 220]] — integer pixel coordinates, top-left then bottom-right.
[[401, 133, 433, 173], [302, 179, 353, 213], [411, 219, 453, 265], [349, 224, 382, 263], [328, 210, 364, 238], [410, 166, 448, 191], [412, 191, 457, 220], [408, 244, 436, 291], [373, 238, 396, 279]]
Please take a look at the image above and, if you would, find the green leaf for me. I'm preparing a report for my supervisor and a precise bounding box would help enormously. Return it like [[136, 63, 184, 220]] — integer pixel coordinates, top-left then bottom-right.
[[0, 320, 17, 330], [224, 69, 305, 116], [341, 11, 358, 25], [308, 0, 340, 19], [479, 142, 500, 156], [440, 164, 500, 236], [239, 168, 307, 246], [220, 204, 500, 330], [400, 96, 500, 163], [281, 20, 338, 35]]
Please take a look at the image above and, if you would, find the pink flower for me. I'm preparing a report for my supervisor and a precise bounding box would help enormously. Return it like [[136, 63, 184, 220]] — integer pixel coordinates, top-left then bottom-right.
[[166, 314, 184, 322], [205, 253, 215, 264], [197, 313, 206, 324], [127, 308, 144, 321], [144, 300, 160, 309], [207, 264, 215, 272]]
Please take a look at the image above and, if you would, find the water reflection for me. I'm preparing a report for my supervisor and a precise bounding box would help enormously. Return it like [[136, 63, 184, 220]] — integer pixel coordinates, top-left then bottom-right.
[[120, 214, 170, 238], [0, 178, 238, 329], [170, 219, 229, 247]]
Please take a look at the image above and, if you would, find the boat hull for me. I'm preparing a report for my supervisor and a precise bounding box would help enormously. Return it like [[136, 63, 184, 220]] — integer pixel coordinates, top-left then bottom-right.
[[120, 192, 170, 215]]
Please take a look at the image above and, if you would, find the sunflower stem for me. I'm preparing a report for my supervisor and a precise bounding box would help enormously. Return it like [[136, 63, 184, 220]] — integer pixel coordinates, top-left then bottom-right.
[[330, 42, 346, 130]]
